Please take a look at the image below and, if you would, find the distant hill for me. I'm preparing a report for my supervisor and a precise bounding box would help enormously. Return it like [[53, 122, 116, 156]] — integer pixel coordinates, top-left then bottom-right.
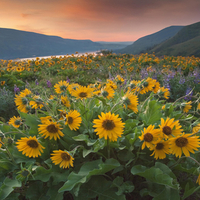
[[97, 41, 134, 50], [115, 26, 184, 54], [0, 28, 104, 60], [147, 21, 200, 57]]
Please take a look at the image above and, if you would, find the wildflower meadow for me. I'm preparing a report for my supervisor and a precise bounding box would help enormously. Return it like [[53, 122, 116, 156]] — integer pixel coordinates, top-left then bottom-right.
[[0, 52, 200, 199]]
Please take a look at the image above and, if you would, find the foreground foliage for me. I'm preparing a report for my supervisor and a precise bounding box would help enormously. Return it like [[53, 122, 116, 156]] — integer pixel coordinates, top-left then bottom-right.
[[0, 72, 200, 199]]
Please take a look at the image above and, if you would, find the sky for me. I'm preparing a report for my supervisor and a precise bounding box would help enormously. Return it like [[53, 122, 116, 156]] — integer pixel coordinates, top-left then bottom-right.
[[0, 0, 200, 42]]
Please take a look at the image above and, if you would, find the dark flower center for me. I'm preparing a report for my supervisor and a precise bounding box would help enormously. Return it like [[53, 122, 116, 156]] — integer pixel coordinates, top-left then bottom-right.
[[156, 143, 164, 150], [79, 92, 87, 97], [175, 137, 188, 147], [60, 85, 67, 91], [68, 116, 73, 124], [144, 133, 153, 142], [123, 97, 131, 105], [14, 119, 21, 125], [143, 82, 149, 87], [27, 140, 38, 148], [47, 124, 58, 133], [102, 91, 109, 97], [102, 120, 115, 130], [61, 153, 71, 161], [22, 97, 28, 105], [163, 126, 172, 135]]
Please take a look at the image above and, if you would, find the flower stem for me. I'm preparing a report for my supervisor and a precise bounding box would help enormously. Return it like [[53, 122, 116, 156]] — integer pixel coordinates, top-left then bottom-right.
[[107, 138, 110, 159], [0, 141, 16, 164]]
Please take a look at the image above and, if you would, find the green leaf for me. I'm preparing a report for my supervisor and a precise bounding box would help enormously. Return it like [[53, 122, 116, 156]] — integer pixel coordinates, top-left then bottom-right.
[[59, 158, 120, 194], [153, 187, 180, 200], [0, 177, 21, 200], [140, 100, 162, 125], [131, 165, 179, 189], [33, 165, 52, 182], [77, 176, 126, 200], [182, 183, 200, 199]]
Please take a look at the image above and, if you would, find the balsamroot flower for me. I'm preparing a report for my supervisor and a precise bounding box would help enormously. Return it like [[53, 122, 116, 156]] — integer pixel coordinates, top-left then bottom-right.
[[93, 112, 125, 142], [16, 136, 44, 158]]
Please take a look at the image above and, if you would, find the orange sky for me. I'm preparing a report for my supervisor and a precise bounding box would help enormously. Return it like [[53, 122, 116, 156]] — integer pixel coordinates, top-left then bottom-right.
[[1, 0, 200, 42]]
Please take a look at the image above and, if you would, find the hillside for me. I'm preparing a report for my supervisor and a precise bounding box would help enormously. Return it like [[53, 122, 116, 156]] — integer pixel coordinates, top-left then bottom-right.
[[147, 21, 200, 57], [0, 28, 103, 60], [115, 26, 183, 54]]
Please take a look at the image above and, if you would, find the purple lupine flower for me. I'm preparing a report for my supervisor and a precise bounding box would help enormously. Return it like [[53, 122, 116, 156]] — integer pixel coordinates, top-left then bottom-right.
[[141, 68, 148, 79], [14, 85, 20, 94], [66, 76, 70, 83], [179, 76, 185, 84], [47, 80, 52, 88], [184, 87, 193, 100], [35, 79, 39, 85]]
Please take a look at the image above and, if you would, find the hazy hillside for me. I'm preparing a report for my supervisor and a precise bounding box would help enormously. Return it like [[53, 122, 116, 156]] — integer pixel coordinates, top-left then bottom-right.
[[0, 28, 103, 60], [147, 21, 200, 57], [115, 26, 183, 54], [98, 41, 134, 50]]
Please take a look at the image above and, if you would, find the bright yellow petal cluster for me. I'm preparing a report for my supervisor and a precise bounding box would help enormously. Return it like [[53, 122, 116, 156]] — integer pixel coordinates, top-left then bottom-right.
[[65, 110, 82, 131]]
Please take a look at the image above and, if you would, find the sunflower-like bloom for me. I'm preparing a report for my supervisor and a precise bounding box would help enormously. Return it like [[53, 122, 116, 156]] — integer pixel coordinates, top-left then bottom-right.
[[122, 91, 138, 113], [9, 116, 22, 128], [71, 85, 93, 100], [51, 150, 74, 168], [54, 80, 69, 94], [38, 120, 64, 140], [169, 133, 200, 158], [65, 110, 82, 131], [159, 117, 183, 139], [158, 87, 170, 99], [139, 125, 161, 150], [15, 89, 32, 113], [193, 124, 200, 134], [150, 140, 171, 159], [140, 78, 155, 94], [93, 112, 125, 142], [0, 138, 3, 148], [152, 80, 160, 93], [61, 95, 70, 107], [128, 80, 140, 92], [16, 136, 45, 158], [106, 79, 117, 90], [183, 101, 192, 113], [67, 83, 80, 93], [29, 95, 44, 109], [101, 85, 115, 99], [115, 75, 124, 85], [197, 103, 200, 110]]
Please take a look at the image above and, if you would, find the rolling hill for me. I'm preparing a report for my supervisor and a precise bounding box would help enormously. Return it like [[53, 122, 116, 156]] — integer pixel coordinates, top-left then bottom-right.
[[0, 28, 104, 60], [147, 21, 200, 57], [115, 26, 184, 55]]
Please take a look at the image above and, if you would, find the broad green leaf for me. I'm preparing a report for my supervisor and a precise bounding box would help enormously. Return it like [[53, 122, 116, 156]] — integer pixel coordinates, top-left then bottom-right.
[[182, 183, 200, 199], [153, 187, 180, 200], [59, 158, 120, 193], [77, 176, 126, 200], [131, 165, 179, 189]]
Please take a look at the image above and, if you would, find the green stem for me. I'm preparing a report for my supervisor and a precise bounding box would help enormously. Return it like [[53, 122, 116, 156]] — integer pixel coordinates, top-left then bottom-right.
[[107, 138, 110, 159], [0, 141, 16, 164]]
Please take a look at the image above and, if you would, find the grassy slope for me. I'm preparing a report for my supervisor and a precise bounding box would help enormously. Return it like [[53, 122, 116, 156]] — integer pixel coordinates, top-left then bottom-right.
[[115, 26, 183, 54], [148, 21, 200, 57]]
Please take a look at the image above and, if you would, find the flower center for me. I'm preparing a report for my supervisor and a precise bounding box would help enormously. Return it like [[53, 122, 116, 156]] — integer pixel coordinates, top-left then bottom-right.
[[46, 124, 58, 133], [79, 92, 87, 97], [67, 116, 73, 124], [22, 97, 28, 105], [143, 82, 149, 87], [123, 97, 131, 105], [144, 133, 153, 142], [27, 140, 38, 148], [162, 126, 172, 135], [102, 90, 108, 97], [175, 137, 188, 147], [14, 119, 21, 125], [21, 170, 30, 177], [156, 143, 164, 150], [61, 153, 71, 161], [102, 120, 115, 130], [60, 85, 67, 91]]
